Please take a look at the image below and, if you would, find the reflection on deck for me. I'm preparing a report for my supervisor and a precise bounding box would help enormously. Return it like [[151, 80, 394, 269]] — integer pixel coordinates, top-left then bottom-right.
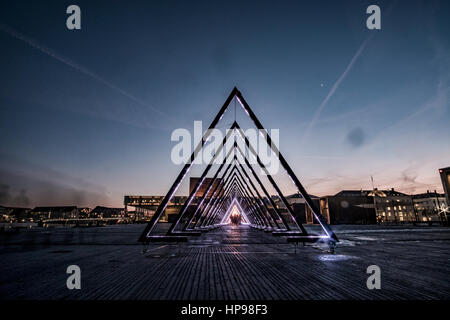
[[0, 224, 449, 299]]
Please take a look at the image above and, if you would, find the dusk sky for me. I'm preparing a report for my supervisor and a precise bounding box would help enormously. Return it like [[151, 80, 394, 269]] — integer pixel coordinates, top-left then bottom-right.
[[1, 0, 449, 208]]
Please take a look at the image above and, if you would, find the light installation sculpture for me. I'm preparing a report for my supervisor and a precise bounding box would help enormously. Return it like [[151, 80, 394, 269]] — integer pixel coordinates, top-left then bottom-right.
[[138, 87, 338, 251]]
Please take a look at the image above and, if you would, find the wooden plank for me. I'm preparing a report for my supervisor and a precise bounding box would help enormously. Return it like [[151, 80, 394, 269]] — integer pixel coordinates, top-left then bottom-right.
[[0, 224, 449, 299]]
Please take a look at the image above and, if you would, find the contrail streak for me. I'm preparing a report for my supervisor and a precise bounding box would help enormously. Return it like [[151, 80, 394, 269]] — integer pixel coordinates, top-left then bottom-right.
[[300, 1, 399, 145], [0, 23, 168, 121], [300, 34, 373, 145]]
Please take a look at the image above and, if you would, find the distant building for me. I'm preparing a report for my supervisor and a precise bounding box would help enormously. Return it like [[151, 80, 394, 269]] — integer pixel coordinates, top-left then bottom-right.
[[438, 167, 450, 225], [189, 178, 221, 198], [320, 188, 446, 225], [285, 193, 319, 204], [0, 206, 32, 222], [90, 206, 124, 218], [78, 207, 91, 218], [30, 206, 79, 220], [123, 186, 448, 226], [282, 193, 325, 224], [439, 167, 450, 205], [320, 191, 376, 224], [413, 191, 448, 224], [369, 188, 416, 223], [124, 195, 188, 221]]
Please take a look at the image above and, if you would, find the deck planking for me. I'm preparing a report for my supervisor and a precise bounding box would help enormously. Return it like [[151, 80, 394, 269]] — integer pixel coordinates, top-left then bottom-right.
[[0, 224, 449, 300]]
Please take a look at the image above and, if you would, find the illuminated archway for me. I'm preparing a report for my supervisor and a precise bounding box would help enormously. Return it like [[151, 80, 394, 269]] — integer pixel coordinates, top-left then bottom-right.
[[138, 87, 339, 246], [220, 199, 250, 225]]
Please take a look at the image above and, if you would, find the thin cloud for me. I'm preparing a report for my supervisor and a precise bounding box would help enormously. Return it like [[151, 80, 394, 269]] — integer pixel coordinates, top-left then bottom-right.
[[363, 79, 449, 147], [300, 1, 399, 146], [0, 152, 112, 207], [300, 35, 373, 145], [0, 23, 168, 124]]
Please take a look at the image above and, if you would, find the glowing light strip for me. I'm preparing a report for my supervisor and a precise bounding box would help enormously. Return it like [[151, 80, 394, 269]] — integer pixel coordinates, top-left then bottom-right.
[[220, 198, 250, 225]]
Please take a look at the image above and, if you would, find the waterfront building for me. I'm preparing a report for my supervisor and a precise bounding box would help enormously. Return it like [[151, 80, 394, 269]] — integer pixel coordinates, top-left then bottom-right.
[[30, 206, 79, 220]]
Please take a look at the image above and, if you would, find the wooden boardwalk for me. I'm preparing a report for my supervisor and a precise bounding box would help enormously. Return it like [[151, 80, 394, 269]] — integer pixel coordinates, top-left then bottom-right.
[[0, 224, 449, 300]]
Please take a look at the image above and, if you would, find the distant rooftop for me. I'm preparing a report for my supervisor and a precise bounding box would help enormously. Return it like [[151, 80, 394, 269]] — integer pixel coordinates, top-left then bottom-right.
[[31, 206, 77, 212], [413, 191, 445, 199], [286, 193, 319, 199], [335, 188, 408, 197], [91, 206, 123, 214]]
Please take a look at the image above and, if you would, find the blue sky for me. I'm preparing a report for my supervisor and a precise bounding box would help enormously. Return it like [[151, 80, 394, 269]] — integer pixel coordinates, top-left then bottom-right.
[[0, 0, 449, 207]]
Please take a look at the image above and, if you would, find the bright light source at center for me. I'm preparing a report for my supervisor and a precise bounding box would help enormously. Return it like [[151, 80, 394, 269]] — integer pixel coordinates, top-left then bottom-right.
[[228, 205, 241, 225], [221, 200, 250, 225]]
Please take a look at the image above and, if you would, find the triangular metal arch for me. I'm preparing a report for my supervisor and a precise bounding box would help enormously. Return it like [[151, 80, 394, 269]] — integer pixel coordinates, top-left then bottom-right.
[[220, 198, 250, 225], [138, 87, 338, 244]]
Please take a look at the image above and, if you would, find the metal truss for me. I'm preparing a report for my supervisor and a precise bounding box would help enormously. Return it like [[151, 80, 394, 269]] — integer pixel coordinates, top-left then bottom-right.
[[138, 87, 338, 247]]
